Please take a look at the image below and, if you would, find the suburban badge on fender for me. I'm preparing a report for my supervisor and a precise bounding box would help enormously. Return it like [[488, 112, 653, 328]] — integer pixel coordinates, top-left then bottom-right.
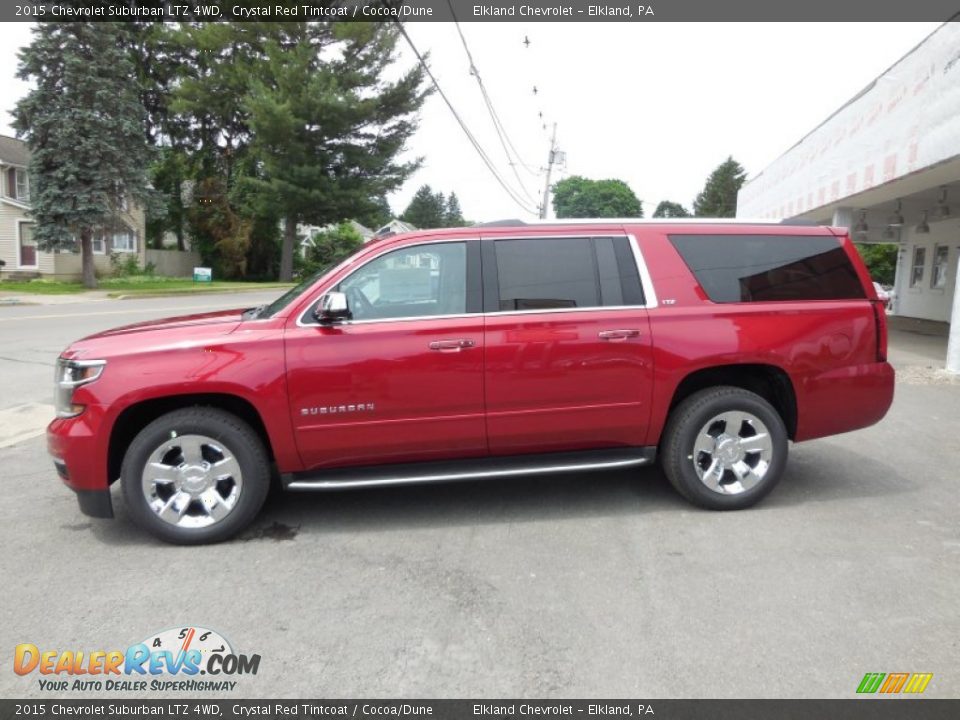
[[301, 403, 376, 416]]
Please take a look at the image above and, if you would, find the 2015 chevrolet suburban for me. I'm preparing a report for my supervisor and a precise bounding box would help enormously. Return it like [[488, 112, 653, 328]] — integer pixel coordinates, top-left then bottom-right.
[[48, 220, 895, 544]]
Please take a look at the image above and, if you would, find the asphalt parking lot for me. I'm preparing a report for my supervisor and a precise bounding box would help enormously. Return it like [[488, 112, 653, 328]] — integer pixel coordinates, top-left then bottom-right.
[[0, 294, 958, 699]]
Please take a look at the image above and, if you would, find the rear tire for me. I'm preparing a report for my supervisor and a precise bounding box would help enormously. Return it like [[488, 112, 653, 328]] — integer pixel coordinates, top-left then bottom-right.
[[121, 407, 270, 544], [661, 386, 787, 510]]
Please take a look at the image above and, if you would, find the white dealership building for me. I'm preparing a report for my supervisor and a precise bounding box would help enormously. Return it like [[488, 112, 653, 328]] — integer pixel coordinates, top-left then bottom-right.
[[737, 21, 960, 371]]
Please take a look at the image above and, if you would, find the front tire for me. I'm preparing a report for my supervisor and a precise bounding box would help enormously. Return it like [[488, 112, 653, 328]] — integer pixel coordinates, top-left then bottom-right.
[[661, 386, 788, 510], [121, 407, 270, 544]]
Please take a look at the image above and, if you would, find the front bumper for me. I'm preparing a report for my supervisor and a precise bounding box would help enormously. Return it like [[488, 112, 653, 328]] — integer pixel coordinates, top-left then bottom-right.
[[47, 405, 114, 519]]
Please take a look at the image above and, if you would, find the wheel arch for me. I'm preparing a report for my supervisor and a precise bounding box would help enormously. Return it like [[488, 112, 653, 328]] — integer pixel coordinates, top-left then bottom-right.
[[107, 393, 274, 486], [665, 363, 797, 441]]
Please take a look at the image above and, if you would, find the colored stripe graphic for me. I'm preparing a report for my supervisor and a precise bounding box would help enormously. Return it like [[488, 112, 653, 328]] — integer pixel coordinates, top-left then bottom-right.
[[880, 673, 910, 693], [857, 673, 885, 694], [904, 673, 934, 694], [857, 672, 933, 694]]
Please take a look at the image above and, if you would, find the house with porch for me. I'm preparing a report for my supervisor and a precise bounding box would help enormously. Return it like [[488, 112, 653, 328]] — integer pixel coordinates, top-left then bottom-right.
[[0, 134, 147, 281]]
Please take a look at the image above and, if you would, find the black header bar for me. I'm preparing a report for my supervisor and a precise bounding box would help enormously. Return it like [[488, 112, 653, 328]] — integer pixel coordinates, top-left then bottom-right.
[[2, 700, 960, 720], [4, 0, 960, 22]]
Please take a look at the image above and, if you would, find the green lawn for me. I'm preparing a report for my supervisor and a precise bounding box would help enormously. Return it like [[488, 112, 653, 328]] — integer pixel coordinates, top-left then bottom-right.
[[0, 278, 293, 296], [0, 280, 84, 295]]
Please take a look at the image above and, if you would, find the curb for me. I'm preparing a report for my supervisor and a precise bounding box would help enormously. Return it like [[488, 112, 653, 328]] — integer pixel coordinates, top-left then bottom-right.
[[109, 286, 291, 300]]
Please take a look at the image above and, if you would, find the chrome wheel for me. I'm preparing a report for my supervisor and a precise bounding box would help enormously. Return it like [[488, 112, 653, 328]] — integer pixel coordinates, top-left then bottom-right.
[[691, 410, 773, 495], [141, 433, 243, 528]]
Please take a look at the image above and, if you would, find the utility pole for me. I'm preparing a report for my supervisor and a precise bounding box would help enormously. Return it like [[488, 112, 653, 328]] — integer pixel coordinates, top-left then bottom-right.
[[540, 122, 558, 219]]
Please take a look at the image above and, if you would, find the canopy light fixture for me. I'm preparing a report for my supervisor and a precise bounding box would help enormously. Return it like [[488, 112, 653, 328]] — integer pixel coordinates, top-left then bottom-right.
[[854, 210, 869, 233], [887, 199, 904, 227], [916, 211, 930, 234]]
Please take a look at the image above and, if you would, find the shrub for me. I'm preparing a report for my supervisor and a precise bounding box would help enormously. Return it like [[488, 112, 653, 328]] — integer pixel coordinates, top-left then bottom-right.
[[109, 252, 143, 278]]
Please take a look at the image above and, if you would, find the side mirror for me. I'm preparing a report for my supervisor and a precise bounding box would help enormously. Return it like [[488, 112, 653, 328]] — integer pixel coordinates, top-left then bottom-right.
[[313, 291, 352, 324]]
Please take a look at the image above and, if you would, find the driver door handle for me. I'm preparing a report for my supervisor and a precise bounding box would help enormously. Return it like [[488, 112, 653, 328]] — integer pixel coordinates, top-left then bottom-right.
[[598, 329, 641, 341], [429, 339, 476, 352]]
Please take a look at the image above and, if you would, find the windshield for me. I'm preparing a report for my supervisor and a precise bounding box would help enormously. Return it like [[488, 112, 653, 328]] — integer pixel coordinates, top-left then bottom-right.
[[253, 254, 359, 319]]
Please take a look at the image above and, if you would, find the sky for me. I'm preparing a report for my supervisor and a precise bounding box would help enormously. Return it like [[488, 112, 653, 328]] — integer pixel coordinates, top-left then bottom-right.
[[0, 21, 943, 223]]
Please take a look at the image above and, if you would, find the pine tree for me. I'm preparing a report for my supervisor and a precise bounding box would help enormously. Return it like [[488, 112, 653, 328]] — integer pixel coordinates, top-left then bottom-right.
[[401, 185, 448, 229], [166, 22, 264, 182], [693, 157, 747, 218], [361, 195, 393, 231], [445, 192, 465, 227], [14, 23, 152, 288], [244, 23, 429, 281]]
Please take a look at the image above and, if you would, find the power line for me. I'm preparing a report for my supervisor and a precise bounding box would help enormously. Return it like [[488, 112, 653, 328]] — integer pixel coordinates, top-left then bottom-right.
[[393, 21, 538, 216], [448, 5, 540, 189], [450, 20, 537, 203]]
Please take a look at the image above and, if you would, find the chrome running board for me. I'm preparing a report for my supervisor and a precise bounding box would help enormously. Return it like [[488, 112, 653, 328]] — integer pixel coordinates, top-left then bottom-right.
[[284, 447, 656, 491]]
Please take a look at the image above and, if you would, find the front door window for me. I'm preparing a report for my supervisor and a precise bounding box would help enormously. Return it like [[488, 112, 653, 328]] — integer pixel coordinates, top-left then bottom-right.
[[337, 242, 467, 321]]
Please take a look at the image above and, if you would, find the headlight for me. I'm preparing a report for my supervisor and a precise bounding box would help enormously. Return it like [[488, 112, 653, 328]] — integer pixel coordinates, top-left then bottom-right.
[[54, 358, 106, 418]]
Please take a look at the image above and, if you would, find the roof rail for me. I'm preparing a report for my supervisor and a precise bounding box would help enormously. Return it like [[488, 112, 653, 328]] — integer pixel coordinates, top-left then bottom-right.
[[779, 218, 820, 226], [475, 219, 528, 227], [475, 217, 798, 226]]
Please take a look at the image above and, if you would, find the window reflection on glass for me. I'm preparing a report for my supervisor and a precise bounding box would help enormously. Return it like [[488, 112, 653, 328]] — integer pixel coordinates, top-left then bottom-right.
[[338, 242, 466, 321], [910, 246, 926, 288], [931, 245, 949, 289], [62, 224, 135, 254], [15, 169, 29, 202], [669, 234, 864, 302]]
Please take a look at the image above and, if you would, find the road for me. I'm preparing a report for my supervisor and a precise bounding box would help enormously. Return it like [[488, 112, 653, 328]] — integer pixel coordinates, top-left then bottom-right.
[[0, 295, 958, 699], [0, 292, 281, 446]]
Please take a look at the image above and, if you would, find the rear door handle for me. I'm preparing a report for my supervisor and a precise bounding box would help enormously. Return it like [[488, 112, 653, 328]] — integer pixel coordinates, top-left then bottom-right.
[[429, 339, 476, 352], [598, 329, 641, 341]]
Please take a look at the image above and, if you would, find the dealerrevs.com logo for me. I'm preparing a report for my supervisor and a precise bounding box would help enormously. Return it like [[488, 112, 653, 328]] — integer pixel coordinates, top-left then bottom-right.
[[14, 626, 260, 693]]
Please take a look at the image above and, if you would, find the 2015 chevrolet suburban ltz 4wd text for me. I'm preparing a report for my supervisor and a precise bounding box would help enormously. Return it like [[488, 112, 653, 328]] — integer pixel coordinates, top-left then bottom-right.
[[48, 221, 895, 544]]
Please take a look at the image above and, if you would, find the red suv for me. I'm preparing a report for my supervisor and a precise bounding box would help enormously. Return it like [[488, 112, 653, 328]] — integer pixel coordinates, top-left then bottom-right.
[[48, 221, 895, 544]]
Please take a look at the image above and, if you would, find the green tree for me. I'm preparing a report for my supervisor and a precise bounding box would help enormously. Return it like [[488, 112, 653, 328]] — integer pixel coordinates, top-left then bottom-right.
[[166, 22, 268, 182], [303, 222, 365, 274], [445, 192, 466, 227], [360, 195, 393, 231], [129, 22, 194, 252], [693, 157, 747, 218], [855, 243, 898, 285], [243, 23, 428, 281], [231, 159, 282, 281], [146, 148, 188, 250], [653, 200, 691, 218], [135, 23, 277, 274], [124, 21, 185, 146], [187, 177, 251, 279], [551, 176, 643, 218], [14, 23, 152, 288], [401, 185, 448, 229]]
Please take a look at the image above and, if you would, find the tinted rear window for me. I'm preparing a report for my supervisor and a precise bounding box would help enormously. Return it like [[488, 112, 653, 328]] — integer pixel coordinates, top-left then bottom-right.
[[668, 234, 866, 303]]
